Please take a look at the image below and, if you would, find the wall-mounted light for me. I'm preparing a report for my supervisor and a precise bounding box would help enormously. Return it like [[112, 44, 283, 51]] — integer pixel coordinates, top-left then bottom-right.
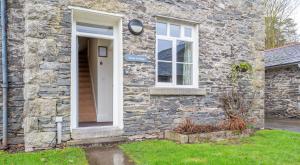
[[128, 19, 144, 35]]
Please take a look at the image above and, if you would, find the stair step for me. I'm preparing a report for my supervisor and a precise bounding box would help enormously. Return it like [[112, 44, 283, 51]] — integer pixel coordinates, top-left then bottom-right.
[[79, 98, 93, 101], [79, 114, 97, 121], [79, 81, 91, 84], [79, 77, 91, 81], [79, 74, 90, 77], [79, 117, 96, 122], [71, 127, 124, 140], [79, 72, 90, 76], [79, 103, 95, 106], [79, 69, 89, 72], [79, 89, 93, 93], [79, 86, 92, 89], [79, 93, 94, 97], [79, 117, 96, 121], [79, 99, 93, 102], [67, 136, 127, 147], [79, 81, 91, 85], [79, 85, 91, 87], [79, 87, 92, 91], [79, 112, 96, 115], [78, 53, 96, 123], [79, 101, 94, 104], [79, 68, 89, 71]]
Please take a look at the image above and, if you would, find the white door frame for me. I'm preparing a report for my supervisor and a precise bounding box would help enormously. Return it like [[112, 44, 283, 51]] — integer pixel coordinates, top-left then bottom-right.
[[70, 6, 123, 130]]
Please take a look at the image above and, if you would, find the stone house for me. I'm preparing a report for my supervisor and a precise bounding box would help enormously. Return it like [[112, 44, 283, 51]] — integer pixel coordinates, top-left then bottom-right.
[[0, 0, 264, 151], [265, 43, 300, 119]]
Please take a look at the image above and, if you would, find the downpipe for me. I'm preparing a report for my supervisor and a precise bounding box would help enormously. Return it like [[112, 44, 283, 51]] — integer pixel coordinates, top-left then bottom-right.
[[1, 0, 8, 148]]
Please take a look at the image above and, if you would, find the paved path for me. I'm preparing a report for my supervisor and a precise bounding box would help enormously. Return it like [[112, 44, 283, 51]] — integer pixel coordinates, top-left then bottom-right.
[[85, 146, 134, 165], [265, 119, 300, 132]]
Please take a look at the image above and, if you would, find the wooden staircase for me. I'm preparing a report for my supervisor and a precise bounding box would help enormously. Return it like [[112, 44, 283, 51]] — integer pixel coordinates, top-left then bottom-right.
[[79, 52, 97, 122]]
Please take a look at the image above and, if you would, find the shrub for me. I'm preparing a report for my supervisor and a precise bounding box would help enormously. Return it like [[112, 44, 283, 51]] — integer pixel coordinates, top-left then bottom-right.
[[174, 119, 221, 134], [219, 117, 247, 131]]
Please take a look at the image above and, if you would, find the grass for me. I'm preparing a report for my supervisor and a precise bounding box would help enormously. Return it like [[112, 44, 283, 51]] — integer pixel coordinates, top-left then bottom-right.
[[120, 130, 300, 165], [0, 147, 88, 165]]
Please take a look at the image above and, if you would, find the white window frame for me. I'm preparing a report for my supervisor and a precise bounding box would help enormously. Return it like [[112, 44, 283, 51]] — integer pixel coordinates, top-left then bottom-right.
[[155, 20, 199, 88]]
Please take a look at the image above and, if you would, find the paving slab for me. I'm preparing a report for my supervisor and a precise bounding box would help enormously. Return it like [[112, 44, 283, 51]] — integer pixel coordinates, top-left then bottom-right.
[[85, 146, 134, 165], [265, 119, 300, 132]]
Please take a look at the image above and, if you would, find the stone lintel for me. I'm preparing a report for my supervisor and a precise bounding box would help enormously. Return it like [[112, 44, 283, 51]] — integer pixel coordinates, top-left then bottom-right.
[[149, 87, 206, 96]]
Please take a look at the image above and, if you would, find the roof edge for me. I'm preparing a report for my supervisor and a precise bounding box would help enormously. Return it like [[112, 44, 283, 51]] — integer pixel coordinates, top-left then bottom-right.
[[266, 62, 300, 68], [264, 42, 300, 52]]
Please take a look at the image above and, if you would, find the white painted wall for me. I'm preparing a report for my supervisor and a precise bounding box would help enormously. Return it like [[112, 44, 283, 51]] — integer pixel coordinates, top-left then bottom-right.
[[97, 39, 113, 122]]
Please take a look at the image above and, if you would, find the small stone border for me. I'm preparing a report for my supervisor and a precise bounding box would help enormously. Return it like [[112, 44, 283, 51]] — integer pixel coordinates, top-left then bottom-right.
[[164, 129, 254, 144]]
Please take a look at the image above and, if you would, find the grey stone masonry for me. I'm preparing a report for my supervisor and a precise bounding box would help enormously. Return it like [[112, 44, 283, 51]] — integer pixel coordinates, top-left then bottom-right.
[[0, 0, 265, 151], [0, 0, 25, 145], [265, 65, 300, 119]]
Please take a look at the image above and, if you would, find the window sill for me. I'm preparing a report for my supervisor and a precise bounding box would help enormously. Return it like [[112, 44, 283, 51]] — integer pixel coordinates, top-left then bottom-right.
[[149, 87, 206, 96]]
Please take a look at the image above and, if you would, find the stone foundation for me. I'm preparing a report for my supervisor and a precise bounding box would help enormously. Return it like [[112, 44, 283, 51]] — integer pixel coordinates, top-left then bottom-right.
[[165, 129, 253, 144]]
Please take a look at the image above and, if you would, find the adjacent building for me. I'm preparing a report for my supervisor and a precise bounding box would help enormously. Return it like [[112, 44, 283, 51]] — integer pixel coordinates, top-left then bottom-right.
[[265, 43, 300, 119]]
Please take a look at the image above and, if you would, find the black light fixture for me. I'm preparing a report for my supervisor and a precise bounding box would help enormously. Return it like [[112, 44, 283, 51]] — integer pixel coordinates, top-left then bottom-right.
[[128, 19, 144, 35]]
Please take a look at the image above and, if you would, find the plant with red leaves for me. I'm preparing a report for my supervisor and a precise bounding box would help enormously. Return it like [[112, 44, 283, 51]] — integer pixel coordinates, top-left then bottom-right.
[[174, 118, 221, 134]]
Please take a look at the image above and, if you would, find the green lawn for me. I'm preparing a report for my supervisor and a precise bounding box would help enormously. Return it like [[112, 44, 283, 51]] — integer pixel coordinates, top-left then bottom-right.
[[120, 130, 300, 165], [0, 147, 88, 165]]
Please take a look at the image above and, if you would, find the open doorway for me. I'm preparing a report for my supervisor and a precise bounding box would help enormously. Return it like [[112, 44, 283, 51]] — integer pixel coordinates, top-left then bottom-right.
[[78, 36, 114, 127], [71, 7, 123, 132]]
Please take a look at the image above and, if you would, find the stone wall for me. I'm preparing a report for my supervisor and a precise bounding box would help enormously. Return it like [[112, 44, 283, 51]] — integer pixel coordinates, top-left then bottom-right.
[[265, 65, 300, 119], [3, 0, 264, 150], [0, 0, 25, 145], [23, 0, 72, 151]]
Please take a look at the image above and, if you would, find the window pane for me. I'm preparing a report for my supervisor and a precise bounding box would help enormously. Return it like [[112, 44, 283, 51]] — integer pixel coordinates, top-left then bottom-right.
[[184, 27, 192, 37], [158, 62, 172, 83], [170, 24, 180, 37], [77, 22, 113, 35], [177, 63, 193, 85], [177, 41, 193, 63], [158, 40, 172, 61], [156, 22, 167, 35]]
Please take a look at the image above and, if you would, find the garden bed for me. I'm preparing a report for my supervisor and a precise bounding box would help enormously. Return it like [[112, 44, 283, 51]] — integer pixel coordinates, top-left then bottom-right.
[[164, 129, 253, 143]]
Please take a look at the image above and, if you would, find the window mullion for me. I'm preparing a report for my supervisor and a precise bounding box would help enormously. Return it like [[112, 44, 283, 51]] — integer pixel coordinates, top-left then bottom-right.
[[172, 39, 177, 86], [167, 23, 170, 36], [155, 38, 158, 85]]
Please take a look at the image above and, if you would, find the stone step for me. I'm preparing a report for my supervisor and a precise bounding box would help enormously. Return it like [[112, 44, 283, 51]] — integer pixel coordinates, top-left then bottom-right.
[[71, 127, 123, 140], [67, 136, 127, 147]]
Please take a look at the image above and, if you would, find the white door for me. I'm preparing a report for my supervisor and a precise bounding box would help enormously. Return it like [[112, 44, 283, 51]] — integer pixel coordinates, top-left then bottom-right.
[[97, 39, 113, 122]]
